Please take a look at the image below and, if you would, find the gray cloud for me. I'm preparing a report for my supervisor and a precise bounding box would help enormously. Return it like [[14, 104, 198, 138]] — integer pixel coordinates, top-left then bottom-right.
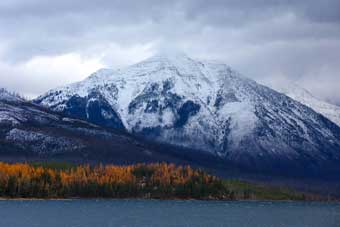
[[0, 0, 339, 104]]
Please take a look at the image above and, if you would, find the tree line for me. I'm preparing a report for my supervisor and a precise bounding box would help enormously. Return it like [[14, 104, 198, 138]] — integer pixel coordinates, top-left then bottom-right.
[[0, 162, 232, 199], [0, 162, 316, 200]]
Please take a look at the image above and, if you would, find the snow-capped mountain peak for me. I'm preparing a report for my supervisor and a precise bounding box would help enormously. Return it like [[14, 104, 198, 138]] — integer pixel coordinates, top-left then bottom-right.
[[35, 53, 340, 174]]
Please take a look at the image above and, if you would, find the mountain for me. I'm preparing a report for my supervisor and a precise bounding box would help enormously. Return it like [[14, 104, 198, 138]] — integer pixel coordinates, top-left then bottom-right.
[[266, 82, 340, 127], [0, 88, 194, 164], [35, 53, 340, 177], [0, 88, 23, 102]]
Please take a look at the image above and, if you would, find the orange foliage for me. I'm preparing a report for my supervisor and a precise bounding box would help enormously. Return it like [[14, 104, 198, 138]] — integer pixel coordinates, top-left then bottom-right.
[[0, 162, 227, 199]]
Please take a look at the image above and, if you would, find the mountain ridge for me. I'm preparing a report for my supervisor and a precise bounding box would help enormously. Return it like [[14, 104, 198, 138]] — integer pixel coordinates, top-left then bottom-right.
[[266, 81, 340, 126]]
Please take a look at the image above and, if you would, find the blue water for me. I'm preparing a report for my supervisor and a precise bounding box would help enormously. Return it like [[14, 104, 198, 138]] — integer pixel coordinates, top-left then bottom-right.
[[0, 199, 339, 227]]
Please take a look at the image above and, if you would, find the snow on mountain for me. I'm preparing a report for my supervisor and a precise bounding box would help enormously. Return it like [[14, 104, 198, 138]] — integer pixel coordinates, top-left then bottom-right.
[[0, 89, 28, 125], [35, 52, 340, 175], [0, 88, 23, 102], [265, 82, 340, 127], [0, 92, 189, 163]]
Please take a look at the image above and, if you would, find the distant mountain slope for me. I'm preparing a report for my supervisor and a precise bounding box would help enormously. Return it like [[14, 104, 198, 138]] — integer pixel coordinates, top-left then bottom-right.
[[0, 88, 23, 102], [266, 82, 340, 127], [35, 53, 340, 176]]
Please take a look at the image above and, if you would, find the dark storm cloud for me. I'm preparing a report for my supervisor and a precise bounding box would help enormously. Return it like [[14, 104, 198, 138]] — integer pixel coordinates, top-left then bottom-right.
[[0, 0, 339, 59], [0, 0, 339, 103]]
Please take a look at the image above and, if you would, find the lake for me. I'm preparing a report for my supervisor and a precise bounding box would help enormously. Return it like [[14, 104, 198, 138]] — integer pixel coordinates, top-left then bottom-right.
[[0, 199, 339, 227]]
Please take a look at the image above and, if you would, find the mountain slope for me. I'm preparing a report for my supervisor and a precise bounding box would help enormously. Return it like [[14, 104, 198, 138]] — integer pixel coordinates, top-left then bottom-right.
[[0, 89, 193, 164], [35, 53, 340, 176], [266, 82, 340, 127], [0, 88, 23, 102]]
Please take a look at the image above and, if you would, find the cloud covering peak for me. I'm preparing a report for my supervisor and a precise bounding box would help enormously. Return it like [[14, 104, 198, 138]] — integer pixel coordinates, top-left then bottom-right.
[[0, 0, 339, 104]]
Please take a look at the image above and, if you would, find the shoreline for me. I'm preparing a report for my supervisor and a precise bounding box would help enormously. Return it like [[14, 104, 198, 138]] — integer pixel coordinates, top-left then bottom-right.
[[0, 197, 337, 203]]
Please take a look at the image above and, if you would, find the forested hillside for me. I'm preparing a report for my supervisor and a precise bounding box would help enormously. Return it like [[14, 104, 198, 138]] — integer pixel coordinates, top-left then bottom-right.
[[0, 162, 316, 200]]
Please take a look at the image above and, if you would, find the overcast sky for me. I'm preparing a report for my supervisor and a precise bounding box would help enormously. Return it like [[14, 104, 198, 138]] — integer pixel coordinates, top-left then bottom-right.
[[0, 0, 339, 104]]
